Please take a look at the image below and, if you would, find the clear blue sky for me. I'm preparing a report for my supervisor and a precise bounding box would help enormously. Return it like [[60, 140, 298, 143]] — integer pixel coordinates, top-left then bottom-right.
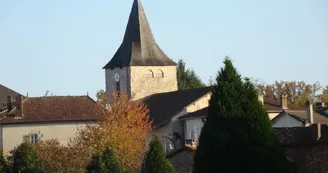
[[1, 0, 327, 99]]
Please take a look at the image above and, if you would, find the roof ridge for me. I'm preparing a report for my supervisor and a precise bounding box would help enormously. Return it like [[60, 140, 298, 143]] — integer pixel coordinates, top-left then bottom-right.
[[27, 95, 90, 99]]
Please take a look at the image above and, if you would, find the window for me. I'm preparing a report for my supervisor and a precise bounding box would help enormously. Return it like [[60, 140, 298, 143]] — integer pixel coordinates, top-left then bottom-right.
[[23, 134, 39, 144], [155, 69, 164, 78], [147, 70, 154, 78], [2, 102, 7, 106], [31, 134, 39, 144]]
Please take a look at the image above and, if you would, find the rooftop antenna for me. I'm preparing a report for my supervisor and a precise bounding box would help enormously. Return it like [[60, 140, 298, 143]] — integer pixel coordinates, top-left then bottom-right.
[[87, 91, 89, 96]]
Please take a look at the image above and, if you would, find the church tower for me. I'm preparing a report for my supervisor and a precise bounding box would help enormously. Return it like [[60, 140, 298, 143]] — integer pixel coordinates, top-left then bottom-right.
[[103, 0, 178, 102]]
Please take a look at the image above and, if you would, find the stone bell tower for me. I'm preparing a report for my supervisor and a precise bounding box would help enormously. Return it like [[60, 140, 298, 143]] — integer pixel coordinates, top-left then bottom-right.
[[103, 0, 178, 102]]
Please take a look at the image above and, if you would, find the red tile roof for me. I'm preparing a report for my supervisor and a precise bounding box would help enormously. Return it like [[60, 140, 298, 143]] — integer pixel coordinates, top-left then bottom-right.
[[0, 96, 104, 124]]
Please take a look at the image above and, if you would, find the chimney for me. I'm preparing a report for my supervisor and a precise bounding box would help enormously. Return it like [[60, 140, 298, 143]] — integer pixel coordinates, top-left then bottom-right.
[[306, 100, 314, 124], [312, 123, 322, 140], [258, 94, 264, 105], [280, 95, 288, 110], [317, 123, 321, 140], [7, 96, 13, 111], [15, 95, 24, 116]]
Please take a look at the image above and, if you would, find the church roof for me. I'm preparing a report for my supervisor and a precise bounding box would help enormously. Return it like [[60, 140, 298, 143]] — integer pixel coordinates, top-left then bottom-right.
[[103, 0, 176, 69]]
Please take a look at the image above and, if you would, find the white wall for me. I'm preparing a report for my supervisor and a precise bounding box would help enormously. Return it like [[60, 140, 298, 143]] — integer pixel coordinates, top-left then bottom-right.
[[268, 112, 279, 120], [272, 115, 304, 128], [1, 121, 97, 154], [185, 118, 204, 145]]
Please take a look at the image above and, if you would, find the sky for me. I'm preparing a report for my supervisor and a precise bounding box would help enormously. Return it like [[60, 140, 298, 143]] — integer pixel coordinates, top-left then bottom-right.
[[0, 0, 327, 99]]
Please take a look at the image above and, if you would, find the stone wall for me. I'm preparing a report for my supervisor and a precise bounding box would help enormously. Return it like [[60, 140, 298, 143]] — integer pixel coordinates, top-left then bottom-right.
[[105, 67, 130, 102], [130, 66, 177, 100]]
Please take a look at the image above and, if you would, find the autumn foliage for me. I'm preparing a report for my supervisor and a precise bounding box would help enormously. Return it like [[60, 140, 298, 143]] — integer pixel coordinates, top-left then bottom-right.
[[76, 92, 153, 172], [35, 139, 93, 173]]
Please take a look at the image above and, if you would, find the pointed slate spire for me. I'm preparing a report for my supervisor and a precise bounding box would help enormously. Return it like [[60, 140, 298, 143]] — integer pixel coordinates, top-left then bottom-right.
[[103, 0, 176, 69]]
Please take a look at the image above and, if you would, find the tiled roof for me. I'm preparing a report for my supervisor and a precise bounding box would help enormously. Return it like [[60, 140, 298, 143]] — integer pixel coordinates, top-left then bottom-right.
[[287, 110, 328, 125], [144, 87, 212, 127], [0, 96, 103, 124], [179, 97, 320, 120], [274, 124, 328, 145], [103, 0, 176, 69], [0, 84, 23, 111], [263, 97, 305, 112]]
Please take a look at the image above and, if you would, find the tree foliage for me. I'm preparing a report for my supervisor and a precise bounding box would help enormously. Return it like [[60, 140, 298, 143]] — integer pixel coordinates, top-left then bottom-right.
[[142, 136, 175, 173], [11, 142, 44, 173], [318, 85, 328, 105], [177, 59, 205, 90], [0, 150, 7, 173], [194, 57, 289, 173], [254, 80, 324, 106], [77, 92, 153, 172], [35, 139, 93, 173], [96, 89, 107, 108], [87, 146, 124, 173]]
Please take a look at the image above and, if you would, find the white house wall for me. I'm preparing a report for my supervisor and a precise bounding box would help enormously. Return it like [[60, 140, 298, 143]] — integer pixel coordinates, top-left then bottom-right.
[[268, 112, 279, 120], [153, 93, 211, 150], [272, 115, 303, 128], [1, 121, 97, 154], [185, 118, 204, 145]]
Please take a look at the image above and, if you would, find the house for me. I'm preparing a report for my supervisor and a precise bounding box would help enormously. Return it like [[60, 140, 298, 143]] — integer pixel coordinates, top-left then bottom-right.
[[0, 95, 103, 154], [275, 124, 328, 173], [178, 95, 328, 145], [0, 84, 24, 112]]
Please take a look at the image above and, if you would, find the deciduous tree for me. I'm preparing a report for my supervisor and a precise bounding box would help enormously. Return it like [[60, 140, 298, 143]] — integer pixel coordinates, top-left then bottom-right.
[[77, 92, 153, 172], [35, 139, 93, 173]]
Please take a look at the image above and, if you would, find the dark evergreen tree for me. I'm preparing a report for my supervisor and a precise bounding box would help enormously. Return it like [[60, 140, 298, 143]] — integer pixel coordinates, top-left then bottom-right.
[[194, 57, 289, 173], [177, 59, 205, 90], [87, 146, 124, 173], [0, 150, 7, 173], [142, 136, 175, 173], [12, 142, 44, 173]]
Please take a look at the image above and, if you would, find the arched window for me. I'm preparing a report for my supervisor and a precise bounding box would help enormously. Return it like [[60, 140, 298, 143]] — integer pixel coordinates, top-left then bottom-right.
[[147, 70, 154, 78], [155, 69, 164, 78]]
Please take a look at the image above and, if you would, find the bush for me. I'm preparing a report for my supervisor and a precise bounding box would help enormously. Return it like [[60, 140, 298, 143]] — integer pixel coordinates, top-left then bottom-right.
[[35, 139, 94, 173], [142, 136, 175, 173], [0, 150, 7, 173], [87, 146, 124, 173], [11, 142, 44, 173]]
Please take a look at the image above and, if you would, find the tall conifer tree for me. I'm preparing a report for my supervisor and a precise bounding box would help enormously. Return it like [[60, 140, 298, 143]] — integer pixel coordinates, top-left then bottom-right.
[[194, 57, 288, 173]]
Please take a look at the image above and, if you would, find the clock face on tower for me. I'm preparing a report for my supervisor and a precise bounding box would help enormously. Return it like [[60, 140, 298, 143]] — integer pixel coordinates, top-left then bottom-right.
[[114, 73, 120, 82]]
